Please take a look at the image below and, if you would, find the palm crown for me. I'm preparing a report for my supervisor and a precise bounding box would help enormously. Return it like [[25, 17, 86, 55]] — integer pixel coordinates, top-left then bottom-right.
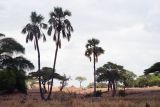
[[21, 12, 47, 50], [85, 38, 104, 62], [47, 7, 74, 48]]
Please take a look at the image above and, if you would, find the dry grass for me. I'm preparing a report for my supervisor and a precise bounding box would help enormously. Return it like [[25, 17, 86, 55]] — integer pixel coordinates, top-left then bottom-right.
[[0, 87, 160, 107]]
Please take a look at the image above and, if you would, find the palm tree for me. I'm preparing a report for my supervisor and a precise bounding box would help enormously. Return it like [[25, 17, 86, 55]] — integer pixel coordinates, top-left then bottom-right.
[[85, 38, 104, 95], [21, 12, 47, 99], [47, 7, 73, 100]]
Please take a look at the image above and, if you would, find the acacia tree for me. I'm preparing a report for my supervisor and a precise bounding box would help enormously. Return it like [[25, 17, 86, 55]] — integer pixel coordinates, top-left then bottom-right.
[[145, 62, 160, 74], [96, 62, 136, 97], [85, 38, 104, 95], [0, 35, 34, 93], [0, 35, 25, 69], [29, 67, 67, 92], [75, 76, 86, 88], [59, 74, 70, 91], [96, 62, 121, 97], [21, 12, 47, 99], [47, 7, 73, 100]]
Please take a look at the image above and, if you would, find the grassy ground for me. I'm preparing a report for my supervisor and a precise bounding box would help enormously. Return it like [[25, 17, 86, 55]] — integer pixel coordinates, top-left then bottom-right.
[[0, 87, 160, 107]]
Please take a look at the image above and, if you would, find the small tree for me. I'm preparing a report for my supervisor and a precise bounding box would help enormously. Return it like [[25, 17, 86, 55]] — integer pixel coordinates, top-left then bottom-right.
[[59, 74, 70, 91], [75, 76, 86, 88], [119, 70, 136, 91], [29, 67, 66, 92]]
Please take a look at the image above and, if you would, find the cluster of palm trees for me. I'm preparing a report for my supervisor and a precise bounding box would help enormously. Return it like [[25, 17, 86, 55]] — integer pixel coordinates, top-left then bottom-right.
[[22, 7, 73, 100]]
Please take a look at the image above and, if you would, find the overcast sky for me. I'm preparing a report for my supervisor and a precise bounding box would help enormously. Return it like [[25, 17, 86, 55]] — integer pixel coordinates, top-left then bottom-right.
[[0, 0, 160, 87]]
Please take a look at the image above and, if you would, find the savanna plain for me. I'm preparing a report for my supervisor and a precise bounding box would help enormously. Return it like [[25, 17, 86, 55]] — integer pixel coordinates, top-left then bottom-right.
[[0, 87, 160, 107]]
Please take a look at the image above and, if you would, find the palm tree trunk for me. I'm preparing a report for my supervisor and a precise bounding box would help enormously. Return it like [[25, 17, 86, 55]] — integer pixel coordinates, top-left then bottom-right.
[[47, 32, 60, 100], [35, 37, 44, 100], [93, 47, 96, 95]]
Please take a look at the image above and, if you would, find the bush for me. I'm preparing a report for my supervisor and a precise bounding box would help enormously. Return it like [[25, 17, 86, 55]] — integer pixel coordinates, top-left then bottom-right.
[[15, 70, 27, 93], [118, 90, 125, 97], [94, 90, 102, 97], [0, 70, 16, 92], [0, 69, 27, 93], [87, 82, 107, 88]]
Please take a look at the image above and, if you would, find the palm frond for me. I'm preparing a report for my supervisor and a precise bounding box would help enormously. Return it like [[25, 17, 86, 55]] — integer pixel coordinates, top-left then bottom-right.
[[40, 23, 47, 29], [42, 33, 46, 42], [31, 12, 44, 24], [47, 26, 52, 36], [64, 10, 71, 17], [53, 30, 57, 41], [50, 12, 56, 18]]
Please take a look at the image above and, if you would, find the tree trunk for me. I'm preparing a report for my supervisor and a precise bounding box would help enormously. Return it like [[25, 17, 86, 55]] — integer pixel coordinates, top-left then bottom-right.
[[47, 32, 60, 100], [47, 81, 49, 91], [108, 81, 111, 92], [43, 83, 47, 93], [35, 37, 44, 100], [60, 81, 64, 91], [112, 80, 116, 97], [93, 47, 96, 95], [80, 81, 82, 88]]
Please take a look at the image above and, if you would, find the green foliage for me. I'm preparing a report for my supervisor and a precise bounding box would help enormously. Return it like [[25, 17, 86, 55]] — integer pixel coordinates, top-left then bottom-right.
[[29, 67, 66, 81], [75, 76, 86, 81], [0, 69, 28, 93], [0, 70, 16, 92], [15, 70, 27, 93], [96, 62, 136, 88], [87, 82, 107, 88], [48, 7, 73, 48], [145, 62, 160, 74], [22, 11, 47, 47], [0, 35, 34, 93], [134, 74, 160, 87], [85, 38, 104, 62], [120, 70, 136, 87], [96, 62, 123, 82], [75, 76, 86, 88]]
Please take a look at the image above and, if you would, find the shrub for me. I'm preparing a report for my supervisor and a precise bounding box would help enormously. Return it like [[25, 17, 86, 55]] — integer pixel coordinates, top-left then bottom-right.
[[0, 70, 16, 92], [118, 90, 125, 97], [0, 69, 27, 93], [94, 90, 102, 97]]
